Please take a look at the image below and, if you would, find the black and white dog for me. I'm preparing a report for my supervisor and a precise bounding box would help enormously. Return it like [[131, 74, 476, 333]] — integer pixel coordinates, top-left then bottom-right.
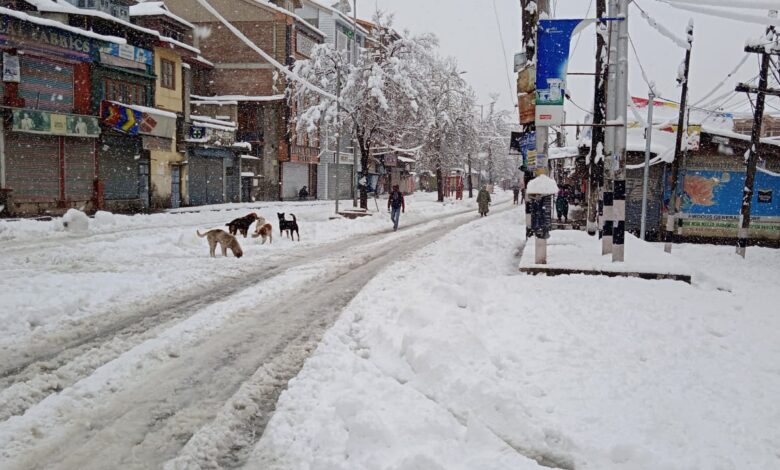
[[277, 213, 300, 241]]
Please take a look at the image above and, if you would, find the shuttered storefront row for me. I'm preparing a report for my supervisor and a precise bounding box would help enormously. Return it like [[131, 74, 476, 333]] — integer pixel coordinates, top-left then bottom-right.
[[64, 138, 95, 201], [189, 148, 229, 206], [5, 133, 59, 202], [282, 162, 309, 200], [19, 56, 74, 113], [100, 133, 142, 201]]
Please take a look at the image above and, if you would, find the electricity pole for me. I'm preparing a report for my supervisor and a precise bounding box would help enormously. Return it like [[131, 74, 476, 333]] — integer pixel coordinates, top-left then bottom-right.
[[587, 0, 607, 236], [352, 0, 362, 209], [602, 0, 619, 255], [736, 28, 777, 258], [612, 0, 629, 262], [640, 88, 655, 240], [334, 68, 342, 214], [664, 20, 694, 253]]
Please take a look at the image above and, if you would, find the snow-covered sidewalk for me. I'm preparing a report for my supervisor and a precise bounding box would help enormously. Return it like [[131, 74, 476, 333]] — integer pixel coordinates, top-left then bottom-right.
[[249, 209, 780, 469]]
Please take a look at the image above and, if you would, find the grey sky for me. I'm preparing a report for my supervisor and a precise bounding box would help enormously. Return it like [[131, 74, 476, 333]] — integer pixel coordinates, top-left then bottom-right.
[[359, 0, 772, 122]]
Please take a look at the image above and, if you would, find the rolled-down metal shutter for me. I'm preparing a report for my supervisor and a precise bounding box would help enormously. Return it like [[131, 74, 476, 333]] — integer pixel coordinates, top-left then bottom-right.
[[282, 162, 309, 199], [327, 163, 353, 200], [224, 154, 240, 203], [19, 56, 74, 113], [189, 148, 226, 206], [317, 162, 329, 200], [100, 133, 141, 200], [626, 163, 664, 239], [5, 133, 59, 202], [64, 138, 94, 201]]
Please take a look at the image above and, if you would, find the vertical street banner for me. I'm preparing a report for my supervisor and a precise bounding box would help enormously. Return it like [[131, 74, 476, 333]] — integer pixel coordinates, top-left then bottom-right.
[[535, 19, 595, 126]]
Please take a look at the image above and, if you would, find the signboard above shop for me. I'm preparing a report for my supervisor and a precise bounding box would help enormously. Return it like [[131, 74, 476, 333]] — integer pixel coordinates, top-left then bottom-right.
[[12, 109, 100, 138]]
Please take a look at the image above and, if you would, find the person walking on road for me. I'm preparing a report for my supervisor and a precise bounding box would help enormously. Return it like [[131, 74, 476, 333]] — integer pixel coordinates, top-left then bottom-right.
[[512, 182, 520, 205], [388, 184, 405, 231], [477, 185, 491, 217]]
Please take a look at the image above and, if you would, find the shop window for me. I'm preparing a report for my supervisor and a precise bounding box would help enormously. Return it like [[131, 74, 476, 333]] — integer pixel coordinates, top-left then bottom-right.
[[160, 59, 175, 90], [103, 78, 147, 106]]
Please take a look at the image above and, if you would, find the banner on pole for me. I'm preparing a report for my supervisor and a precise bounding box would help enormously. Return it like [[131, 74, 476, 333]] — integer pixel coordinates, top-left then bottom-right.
[[535, 19, 595, 126]]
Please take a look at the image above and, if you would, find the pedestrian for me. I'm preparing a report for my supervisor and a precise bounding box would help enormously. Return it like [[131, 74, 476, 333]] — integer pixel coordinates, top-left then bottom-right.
[[556, 185, 570, 223], [387, 184, 405, 231], [512, 182, 520, 205], [520, 165, 534, 204], [477, 185, 491, 217], [298, 185, 309, 200]]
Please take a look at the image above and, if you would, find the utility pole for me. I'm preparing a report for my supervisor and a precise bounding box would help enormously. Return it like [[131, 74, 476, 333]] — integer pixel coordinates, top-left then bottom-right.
[[602, 0, 619, 255], [334, 67, 342, 214], [468, 153, 473, 198], [640, 88, 655, 240], [352, 0, 362, 209], [664, 20, 694, 253], [612, 0, 629, 262], [587, 0, 607, 237], [736, 27, 777, 258]]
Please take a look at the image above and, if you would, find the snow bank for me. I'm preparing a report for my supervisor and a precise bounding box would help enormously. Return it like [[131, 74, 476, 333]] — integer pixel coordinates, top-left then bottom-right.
[[61, 209, 89, 234], [250, 209, 780, 469]]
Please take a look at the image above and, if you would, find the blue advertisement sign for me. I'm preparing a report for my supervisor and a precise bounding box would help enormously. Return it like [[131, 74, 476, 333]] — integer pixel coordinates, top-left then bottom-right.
[[665, 170, 780, 218], [99, 43, 153, 65], [535, 19, 595, 126], [520, 131, 536, 169]]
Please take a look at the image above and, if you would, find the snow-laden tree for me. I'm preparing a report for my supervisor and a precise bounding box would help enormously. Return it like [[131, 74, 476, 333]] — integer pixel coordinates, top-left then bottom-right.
[[291, 13, 435, 208], [477, 105, 516, 185], [413, 56, 478, 202]]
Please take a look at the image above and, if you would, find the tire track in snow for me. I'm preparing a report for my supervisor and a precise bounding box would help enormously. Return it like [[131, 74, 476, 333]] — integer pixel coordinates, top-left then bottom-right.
[[0, 204, 515, 470], [0, 203, 508, 426]]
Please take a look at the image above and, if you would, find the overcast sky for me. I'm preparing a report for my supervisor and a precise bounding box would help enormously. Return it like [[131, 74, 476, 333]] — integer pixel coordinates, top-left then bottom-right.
[[358, 0, 773, 122]]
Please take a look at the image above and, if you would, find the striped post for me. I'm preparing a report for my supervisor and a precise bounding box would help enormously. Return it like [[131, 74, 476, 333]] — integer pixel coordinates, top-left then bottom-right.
[[612, 179, 626, 261]]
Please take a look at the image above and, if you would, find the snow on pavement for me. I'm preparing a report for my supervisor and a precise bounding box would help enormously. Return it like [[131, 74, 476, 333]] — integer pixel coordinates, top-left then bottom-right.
[[249, 209, 780, 469]]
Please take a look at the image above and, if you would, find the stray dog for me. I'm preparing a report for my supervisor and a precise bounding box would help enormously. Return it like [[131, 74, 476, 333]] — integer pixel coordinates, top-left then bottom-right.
[[226, 212, 259, 238], [197, 229, 243, 258], [251, 216, 273, 244], [277, 213, 300, 241]]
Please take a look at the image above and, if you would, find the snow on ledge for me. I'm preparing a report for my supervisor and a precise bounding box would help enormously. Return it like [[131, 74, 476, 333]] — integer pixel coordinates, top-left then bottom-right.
[[526, 174, 558, 195], [0, 6, 126, 44]]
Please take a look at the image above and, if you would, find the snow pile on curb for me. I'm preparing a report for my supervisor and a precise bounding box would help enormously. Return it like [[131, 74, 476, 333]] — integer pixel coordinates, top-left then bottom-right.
[[62, 209, 90, 233], [249, 209, 780, 469], [526, 174, 558, 195]]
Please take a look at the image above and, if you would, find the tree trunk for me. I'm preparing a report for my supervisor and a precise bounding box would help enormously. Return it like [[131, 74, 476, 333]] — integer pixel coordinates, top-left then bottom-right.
[[436, 164, 444, 202], [360, 152, 369, 209]]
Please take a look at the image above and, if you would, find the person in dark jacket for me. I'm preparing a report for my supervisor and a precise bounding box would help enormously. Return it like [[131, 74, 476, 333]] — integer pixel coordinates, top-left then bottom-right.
[[298, 186, 309, 200], [556, 185, 570, 223], [387, 184, 405, 231], [477, 185, 491, 217]]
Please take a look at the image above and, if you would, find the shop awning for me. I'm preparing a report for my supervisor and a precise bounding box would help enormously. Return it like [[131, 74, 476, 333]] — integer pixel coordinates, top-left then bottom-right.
[[101, 101, 176, 138]]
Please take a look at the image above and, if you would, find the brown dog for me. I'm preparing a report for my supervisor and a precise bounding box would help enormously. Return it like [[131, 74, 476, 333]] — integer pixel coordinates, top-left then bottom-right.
[[226, 212, 259, 238], [197, 229, 243, 258], [251, 216, 273, 244]]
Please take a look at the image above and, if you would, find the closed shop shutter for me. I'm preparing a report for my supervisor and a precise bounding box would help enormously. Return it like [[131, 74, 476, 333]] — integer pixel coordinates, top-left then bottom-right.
[[64, 138, 94, 201], [19, 56, 74, 113], [317, 162, 329, 200], [5, 133, 59, 202], [327, 163, 353, 200], [282, 162, 309, 199], [224, 154, 240, 203], [100, 133, 141, 200], [189, 148, 226, 206], [627, 165, 664, 239]]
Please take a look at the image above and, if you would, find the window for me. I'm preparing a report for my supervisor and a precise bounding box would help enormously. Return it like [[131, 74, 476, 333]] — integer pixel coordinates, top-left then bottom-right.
[[160, 59, 175, 90], [103, 78, 147, 105]]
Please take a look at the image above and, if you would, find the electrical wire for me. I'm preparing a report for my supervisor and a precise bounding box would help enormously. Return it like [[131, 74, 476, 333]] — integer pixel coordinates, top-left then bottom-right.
[[570, 0, 594, 58], [492, 0, 517, 107]]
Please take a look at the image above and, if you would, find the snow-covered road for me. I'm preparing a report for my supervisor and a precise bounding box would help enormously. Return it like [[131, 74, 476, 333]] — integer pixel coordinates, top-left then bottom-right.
[[0, 193, 513, 469]]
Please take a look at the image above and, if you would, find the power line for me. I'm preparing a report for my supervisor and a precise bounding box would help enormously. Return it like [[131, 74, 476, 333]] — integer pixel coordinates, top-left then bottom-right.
[[492, 0, 517, 106], [570, 0, 594, 58]]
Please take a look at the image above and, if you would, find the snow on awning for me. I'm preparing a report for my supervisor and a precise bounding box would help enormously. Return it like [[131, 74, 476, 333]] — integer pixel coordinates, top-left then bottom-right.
[[129, 1, 195, 29], [102, 101, 176, 138], [0, 5, 126, 44], [397, 156, 416, 163], [191, 94, 286, 103], [240, 154, 260, 160], [241, 171, 255, 177]]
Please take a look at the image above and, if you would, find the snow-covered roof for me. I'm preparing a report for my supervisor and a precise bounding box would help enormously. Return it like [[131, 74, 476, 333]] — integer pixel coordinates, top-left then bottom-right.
[[233, 142, 252, 149], [240, 154, 260, 160], [192, 94, 286, 103], [23, 0, 200, 55], [397, 156, 415, 163], [191, 118, 236, 132], [548, 146, 580, 160], [129, 1, 195, 29], [702, 125, 780, 148], [191, 115, 236, 127], [302, 0, 370, 37], [0, 5, 126, 44], [192, 100, 238, 106], [250, 0, 327, 38]]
